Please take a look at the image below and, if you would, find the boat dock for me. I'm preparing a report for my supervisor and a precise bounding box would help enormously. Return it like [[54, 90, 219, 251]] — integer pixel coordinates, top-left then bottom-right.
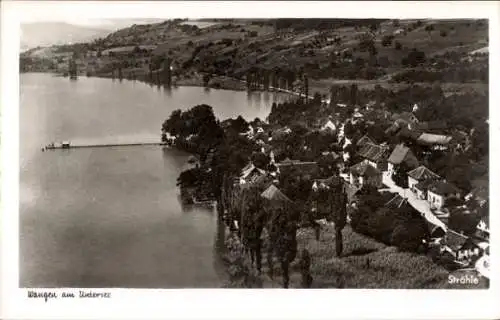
[[42, 141, 168, 150]]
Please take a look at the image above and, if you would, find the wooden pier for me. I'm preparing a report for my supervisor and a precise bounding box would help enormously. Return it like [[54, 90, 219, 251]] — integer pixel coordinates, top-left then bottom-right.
[[42, 142, 168, 151]]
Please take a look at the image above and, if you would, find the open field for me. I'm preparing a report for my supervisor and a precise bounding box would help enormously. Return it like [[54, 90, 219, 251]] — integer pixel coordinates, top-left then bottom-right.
[[223, 224, 487, 289], [308, 78, 489, 96]]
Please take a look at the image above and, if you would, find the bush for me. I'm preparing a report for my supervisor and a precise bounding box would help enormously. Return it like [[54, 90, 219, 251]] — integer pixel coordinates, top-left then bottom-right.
[[382, 35, 394, 47], [440, 30, 448, 37], [351, 200, 430, 252], [394, 41, 402, 50], [402, 49, 426, 67], [251, 152, 270, 170], [390, 217, 429, 252]]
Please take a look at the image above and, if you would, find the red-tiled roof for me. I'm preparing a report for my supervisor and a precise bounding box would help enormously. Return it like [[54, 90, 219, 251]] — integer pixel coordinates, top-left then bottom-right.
[[417, 133, 452, 146], [407, 165, 441, 181], [357, 143, 388, 162], [356, 134, 375, 147], [444, 230, 468, 251], [313, 176, 343, 188], [261, 184, 292, 203], [387, 144, 418, 167]]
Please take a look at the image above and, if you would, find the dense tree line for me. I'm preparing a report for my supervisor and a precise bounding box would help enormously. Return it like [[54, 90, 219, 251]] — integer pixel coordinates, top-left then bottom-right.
[[392, 67, 488, 83], [273, 19, 387, 31], [350, 188, 430, 252]]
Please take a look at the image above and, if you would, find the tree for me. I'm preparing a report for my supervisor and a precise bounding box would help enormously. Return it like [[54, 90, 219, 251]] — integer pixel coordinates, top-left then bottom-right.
[[425, 24, 435, 37], [403, 49, 426, 67], [266, 201, 299, 288], [317, 153, 339, 177], [392, 162, 411, 188], [203, 74, 211, 87], [162, 109, 183, 138], [394, 41, 402, 50], [350, 83, 358, 107], [230, 116, 249, 134], [390, 216, 429, 252], [382, 35, 394, 47], [359, 38, 375, 52], [299, 249, 313, 288], [251, 152, 270, 170], [280, 166, 313, 208], [313, 177, 348, 257], [333, 183, 347, 257]]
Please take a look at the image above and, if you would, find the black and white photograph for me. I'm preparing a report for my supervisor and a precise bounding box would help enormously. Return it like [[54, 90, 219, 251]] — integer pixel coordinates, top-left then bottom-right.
[[1, 1, 499, 319]]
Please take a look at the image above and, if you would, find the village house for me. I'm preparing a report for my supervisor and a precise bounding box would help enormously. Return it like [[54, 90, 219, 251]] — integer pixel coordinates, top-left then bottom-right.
[[349, 161, 382, 188], [427, 181, 461, 210], [393, 28, 405, 35], [456, 238, 483, 265], [321, 119, 336, 132], [416, 133, 453, 151], [356, 142, 389, 172], [475, 218, 489, 240], [261, 184, 292, 203], [427, 220, 446, 239], [356, 134, 376, 149], [239, 163, 266, 185], [393, 111, 419, 126], [413, 178, 441, 201], [407, 165, 441, 195], [276, 158, 319, 178], [440, 230, 468, 262], [386, 143, 419, 178], [311, 176, 343, 192]]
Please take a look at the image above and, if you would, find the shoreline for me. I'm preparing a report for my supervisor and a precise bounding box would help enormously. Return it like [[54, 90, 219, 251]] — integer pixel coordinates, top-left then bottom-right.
[[27, 70, 310, 98]]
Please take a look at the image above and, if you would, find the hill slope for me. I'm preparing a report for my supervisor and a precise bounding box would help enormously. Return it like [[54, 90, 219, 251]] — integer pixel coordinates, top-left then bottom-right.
[[21, 22, 110, 49]]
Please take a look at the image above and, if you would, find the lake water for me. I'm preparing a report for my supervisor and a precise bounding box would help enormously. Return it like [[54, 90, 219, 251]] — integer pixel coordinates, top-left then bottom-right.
[[19, 73, 288, 288]]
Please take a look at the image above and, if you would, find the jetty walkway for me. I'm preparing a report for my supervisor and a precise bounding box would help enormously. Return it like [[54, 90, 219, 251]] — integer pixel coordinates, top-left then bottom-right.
[[42, 142, 168, 150]]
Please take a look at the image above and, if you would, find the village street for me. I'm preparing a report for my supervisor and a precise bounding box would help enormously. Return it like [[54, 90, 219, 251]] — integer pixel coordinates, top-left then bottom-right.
[[380, 173, 447, 231]]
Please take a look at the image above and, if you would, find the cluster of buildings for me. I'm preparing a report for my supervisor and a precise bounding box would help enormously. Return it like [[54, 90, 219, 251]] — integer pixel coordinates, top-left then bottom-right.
[[232, 97, 489, 277], [335, 106, 489, 274]]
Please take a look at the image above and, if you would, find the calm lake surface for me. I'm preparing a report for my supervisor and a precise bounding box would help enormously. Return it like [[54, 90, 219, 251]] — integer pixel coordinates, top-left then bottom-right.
[[20, 73, 288, 288]]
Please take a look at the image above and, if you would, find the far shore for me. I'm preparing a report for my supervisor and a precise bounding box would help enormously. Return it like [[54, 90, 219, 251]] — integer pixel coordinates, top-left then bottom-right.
[[33, 70, 314, 98]]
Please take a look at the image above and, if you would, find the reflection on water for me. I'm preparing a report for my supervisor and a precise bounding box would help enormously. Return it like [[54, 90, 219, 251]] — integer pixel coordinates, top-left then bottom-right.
[[263, 91, 270, 104], [163, 85, 172, 97], [19, 73, 289, 288]]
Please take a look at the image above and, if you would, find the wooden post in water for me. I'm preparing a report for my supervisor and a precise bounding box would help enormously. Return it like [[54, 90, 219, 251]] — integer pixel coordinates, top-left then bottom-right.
[[162, 57, 172, 87], [69, 57, 78, 80], [148, 64, 153, 83], [248, 70, 253, 91]]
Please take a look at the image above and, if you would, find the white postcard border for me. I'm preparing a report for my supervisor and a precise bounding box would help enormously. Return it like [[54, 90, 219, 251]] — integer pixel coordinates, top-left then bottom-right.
[[2, 1, 499, 319]]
